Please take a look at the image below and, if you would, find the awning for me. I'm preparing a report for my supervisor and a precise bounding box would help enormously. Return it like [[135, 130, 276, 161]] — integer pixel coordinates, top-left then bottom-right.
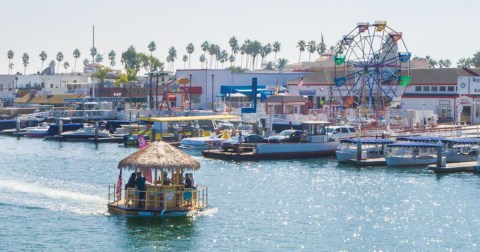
[[167, 94, 176, 101]]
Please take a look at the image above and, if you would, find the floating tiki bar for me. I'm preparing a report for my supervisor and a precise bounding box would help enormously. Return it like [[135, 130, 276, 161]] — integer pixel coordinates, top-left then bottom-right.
[[107, 141, 208, 217]]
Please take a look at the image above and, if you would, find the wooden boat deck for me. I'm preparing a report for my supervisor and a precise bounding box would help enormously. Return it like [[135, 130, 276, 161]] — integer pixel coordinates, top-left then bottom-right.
[[428, 161, 477, 173], [348, 157, 387, 166]]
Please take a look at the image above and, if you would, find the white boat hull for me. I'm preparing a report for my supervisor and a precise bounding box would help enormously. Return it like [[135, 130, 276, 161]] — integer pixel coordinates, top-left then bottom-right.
[[255, 142, 338, 155], [386, 156, 437, 167], [179, 137, 227, 150]]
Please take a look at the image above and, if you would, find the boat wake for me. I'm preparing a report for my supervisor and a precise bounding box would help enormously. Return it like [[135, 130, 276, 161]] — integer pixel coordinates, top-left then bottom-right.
[[0, 179, 106, 215], [194, 207, 219, 218]]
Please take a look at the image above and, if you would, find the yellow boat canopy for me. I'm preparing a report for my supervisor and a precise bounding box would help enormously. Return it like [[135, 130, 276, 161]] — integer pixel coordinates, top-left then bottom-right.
[[139, 114, 240, 123]]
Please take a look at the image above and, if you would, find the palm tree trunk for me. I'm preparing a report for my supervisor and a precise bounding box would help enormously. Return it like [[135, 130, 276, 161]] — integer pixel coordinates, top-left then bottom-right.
[[74, 59, 77, 73], [41, 62, 44, 73], [188, 54, 191, 69], [274, 53, 277, 66], [240, 54, 244, 68], [298, 52, 301, 62]]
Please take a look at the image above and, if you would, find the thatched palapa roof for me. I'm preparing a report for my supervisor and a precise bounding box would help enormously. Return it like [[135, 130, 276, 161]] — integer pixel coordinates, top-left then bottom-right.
[[117, 141, 200, 172]]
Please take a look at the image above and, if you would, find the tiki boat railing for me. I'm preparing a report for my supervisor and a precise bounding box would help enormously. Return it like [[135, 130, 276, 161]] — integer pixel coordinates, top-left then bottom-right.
[[108, 184, 208, 212]]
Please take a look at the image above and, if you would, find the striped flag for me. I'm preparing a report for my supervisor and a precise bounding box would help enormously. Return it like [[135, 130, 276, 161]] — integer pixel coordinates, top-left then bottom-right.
[[116, 170, 122, 200], [138, 134, 148, 149], [298, 76, 304, 86]]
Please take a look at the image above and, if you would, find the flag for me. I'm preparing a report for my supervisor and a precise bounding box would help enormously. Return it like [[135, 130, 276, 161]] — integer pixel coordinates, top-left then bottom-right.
[[298, 76, 304, 86], [145, 169, 153, 184], [116, 170, 122, 200], [320, 87, 324, 92], [138, 134, 148, 149], [275, 81, 279, 94]]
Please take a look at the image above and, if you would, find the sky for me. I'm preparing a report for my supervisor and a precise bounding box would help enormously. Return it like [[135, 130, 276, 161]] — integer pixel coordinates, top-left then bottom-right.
[[1, 0, 478, 75]]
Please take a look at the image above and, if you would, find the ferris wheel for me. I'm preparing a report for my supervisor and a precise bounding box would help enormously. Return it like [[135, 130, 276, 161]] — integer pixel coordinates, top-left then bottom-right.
[[333, 21, 411, 112]]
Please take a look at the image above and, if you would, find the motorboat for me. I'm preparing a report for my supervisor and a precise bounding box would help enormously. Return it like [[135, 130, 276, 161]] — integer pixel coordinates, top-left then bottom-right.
[[385, 142, 439, 167], [25, 122, 50, 138], [179, 133, 229, 150], [336, 138, 394, 163], [60, 125, 111, 140]]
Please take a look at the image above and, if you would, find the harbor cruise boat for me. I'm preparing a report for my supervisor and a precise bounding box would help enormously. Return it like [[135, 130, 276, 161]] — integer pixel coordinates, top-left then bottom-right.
[[385, 142, 439, 167], [336, 138, 394, 163]]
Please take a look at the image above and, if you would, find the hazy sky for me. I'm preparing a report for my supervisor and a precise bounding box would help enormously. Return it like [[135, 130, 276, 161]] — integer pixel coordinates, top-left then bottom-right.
[[1, 0, 478, 75]]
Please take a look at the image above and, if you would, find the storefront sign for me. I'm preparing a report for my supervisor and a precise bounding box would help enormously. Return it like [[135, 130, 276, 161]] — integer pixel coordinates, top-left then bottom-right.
[[299, 90, 316, 96]]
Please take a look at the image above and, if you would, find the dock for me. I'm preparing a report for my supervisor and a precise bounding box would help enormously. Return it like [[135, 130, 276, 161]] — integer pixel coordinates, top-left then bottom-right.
[[87, 137, 124, 143], [347, 157, 387, 166], [428, 161, 477, 174]]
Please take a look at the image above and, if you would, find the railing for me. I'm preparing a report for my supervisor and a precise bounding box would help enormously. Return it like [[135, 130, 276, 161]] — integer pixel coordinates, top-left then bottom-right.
[[108, 184, 209, 213]]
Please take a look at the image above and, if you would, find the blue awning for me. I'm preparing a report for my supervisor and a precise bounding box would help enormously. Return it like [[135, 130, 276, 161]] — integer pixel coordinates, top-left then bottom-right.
[[443, 138, 480, 144], [396, 136, 446, 142], [388, 142, 439, 148]]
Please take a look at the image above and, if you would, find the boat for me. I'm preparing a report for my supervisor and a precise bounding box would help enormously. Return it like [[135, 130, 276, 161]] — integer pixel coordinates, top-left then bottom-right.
[[25, 122, 50, 138], [107, 141, 208, 217], [385, 142, 439, 167], [443, 138, 480, 163], [179, 133, 229, 150], [60, 124, 111, 140], [336, 138, 394, 163]]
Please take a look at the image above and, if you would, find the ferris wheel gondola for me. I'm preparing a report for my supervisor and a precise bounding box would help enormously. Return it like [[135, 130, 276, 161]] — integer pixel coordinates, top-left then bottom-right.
[[333, 21, 411, 112]]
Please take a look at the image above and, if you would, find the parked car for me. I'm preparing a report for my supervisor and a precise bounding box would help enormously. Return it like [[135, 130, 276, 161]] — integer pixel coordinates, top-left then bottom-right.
[[326, 126, 357, 140], [268, 130, 304, 143], [220, 134, 267, 151]]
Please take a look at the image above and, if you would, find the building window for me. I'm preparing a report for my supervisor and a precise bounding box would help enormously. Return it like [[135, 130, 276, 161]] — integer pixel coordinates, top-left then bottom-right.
[[439, 86, 446, 92], [423, 86, 430, 92], [447, 86, 455, 92], [431, 86, 438, 92], [436, 105, 452, 119], [415, 86, 421, 92]]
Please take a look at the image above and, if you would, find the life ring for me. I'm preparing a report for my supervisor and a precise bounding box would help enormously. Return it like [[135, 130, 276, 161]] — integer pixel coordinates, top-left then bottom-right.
[[183, 191, 192, 201], [166, 189, 174, 201]]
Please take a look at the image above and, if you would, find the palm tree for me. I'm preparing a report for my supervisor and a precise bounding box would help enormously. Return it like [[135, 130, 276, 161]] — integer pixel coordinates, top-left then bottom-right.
[[182, 54, 188, 69], [297, 40, 306, 62], [93, 66, 111, 91], [239, 44, 246, 68], [201, 41, 209, 65], [73, 49, 81, 73], [307, 40, 317, 61], [208, 44, 216, 69], [276, 58, 289, 72], [457, 58, 472, 68], [199, 55, 206, 68], [39, 51, 47, 73], [262, 61, 274, 70], [108, 50, 116, 68], [425, 55, 437, 68], [168, 47, 177, 71], [186, 43, 194, 68], [229, 36, 239, 66], [250, 40, 262, 70], [56, 52, 64, 75], [272, 41, 281, 65], [229, 55, 235, 67], [148, 41, 156, 57], [95, 54, 103, 64], [259, 43, 272, 66], [220, 50, 228, 68], [63, 61, 70, 73], [83, 58, 89, 67], [242, 40, 251, 69], [7, 50, 14, 75], [22, 53, 30, 75], [49, 60, 56, 73]]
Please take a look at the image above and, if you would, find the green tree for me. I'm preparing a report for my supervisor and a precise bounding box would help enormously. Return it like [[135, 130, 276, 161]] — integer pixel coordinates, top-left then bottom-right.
[[199, 54, 206, 68], [229, 54, 235, 67], [457, 58, 472, 68], [220, 50, 228, 68], [22, 53, 30, 75], [208, 44, 217, 68], [317, 34, 327, 54], [307, 40, 317, 61], [90, 47, 97, 58], [229, 36, 239, 66], [39, 51, 47, 73], [108, 50, 116, 68], [49, 60, 56, 73], [276, 58, 289, 72], [167, 47, 177, 71], [93, 66, 111, 89], [73, 49, 81, 73], [272, 41, 281, 65], [63, 61, 70, 72], [250, 40, 262, 70], [262, 61, 274, 70], [239, 43, 246, 68], [472, 51, 480, 68], [83, 58, 89, 67], [182, 54, 188, 69], [95, 54, 103, 64], [201, 41, 209, 66], [56, 52, 64, 75], [115, 72, 129, 99], [242, 40, 251, 69], [148, 41, 156, 56], [186, 43, 194, 68], [7, 50, 14, 75], [425, 55, 437, 68], [121, 46, 140, 78], [297, 40, 306, 62], [259, 43, 272, 66]]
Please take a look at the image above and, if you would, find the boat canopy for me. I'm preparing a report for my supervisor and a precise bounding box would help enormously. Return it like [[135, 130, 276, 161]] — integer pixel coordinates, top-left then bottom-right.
[[396, 136, 446, 142], [442, 138, 480, 144], [140, 114, 240, 123], [340, 138, 394, 144], [388, 142, 439, 148]]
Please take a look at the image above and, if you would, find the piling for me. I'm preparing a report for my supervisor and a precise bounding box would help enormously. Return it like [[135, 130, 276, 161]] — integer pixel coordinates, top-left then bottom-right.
[[94, 121, 99, 141], [59, 119, 63, 134], [356, 138, 362, 161], [436, 140, 444, 167]]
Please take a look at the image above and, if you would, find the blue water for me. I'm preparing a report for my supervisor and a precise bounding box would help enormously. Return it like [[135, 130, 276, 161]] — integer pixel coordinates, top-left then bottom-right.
[[1, 136, 480, 251]]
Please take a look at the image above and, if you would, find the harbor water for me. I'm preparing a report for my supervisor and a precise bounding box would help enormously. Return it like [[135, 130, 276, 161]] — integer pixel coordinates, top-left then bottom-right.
[[1, 136, 480, 251]]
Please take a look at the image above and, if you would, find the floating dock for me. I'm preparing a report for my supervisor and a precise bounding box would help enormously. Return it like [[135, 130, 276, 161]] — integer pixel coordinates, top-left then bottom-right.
[[428, 161, 477, 173]]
